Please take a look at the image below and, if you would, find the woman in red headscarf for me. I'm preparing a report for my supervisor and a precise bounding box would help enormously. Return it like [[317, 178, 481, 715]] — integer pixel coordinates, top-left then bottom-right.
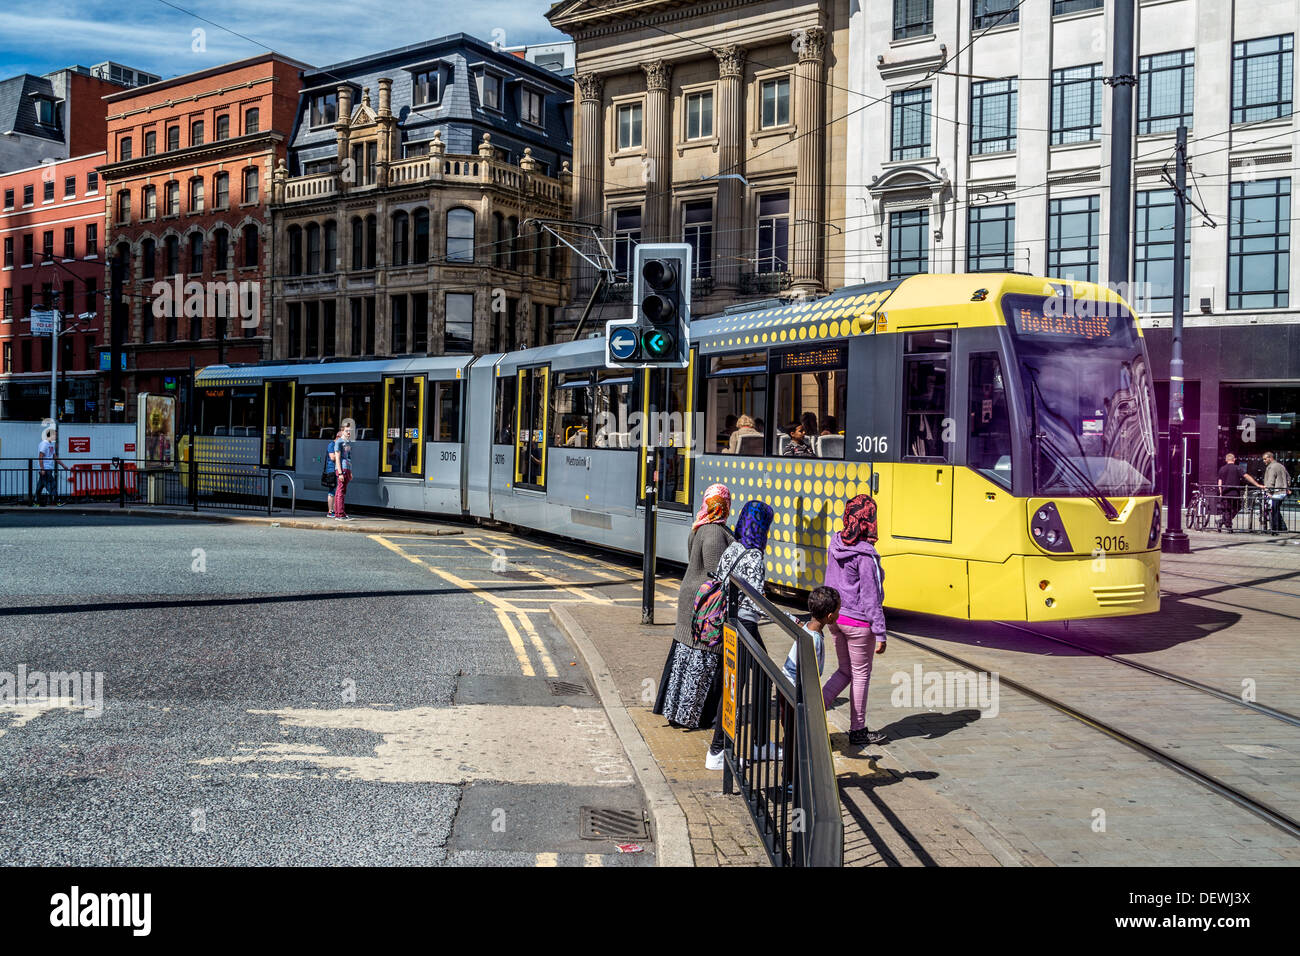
[[653, 483, 733, 728], [821, 493, 889, 747]]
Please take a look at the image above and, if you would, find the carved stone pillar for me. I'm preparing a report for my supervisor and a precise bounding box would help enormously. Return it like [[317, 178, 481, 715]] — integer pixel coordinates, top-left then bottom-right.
[[575, 72, 605, 295], [714, 45, 746, 294], [791, 27, 826, 293], [642, 60, 672, 242], [335, 84, 353, 182], [376, 78, 395, 188]]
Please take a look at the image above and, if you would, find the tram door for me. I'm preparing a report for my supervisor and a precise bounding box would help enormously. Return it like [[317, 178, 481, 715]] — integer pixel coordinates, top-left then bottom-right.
[[382, 376, 425, 476], [514, 366, 548, 489], [262, 380, 295, 469], [638, 356, 695, 511], [893, 330, 954, 541]]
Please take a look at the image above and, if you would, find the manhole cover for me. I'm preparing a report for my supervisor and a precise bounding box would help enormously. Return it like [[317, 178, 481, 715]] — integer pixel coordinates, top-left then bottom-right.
[[548, 679, 591, 697], [580, 806, 648, 841]]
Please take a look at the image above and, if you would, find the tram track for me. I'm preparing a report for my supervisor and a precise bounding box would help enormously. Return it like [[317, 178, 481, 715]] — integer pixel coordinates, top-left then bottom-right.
[[882, 627, 1300, 841]]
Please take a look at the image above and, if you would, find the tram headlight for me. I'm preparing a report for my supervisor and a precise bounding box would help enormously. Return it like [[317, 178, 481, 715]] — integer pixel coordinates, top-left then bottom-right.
[[1148, 504, 1161, 549], [1030, 501, 1073, 554]]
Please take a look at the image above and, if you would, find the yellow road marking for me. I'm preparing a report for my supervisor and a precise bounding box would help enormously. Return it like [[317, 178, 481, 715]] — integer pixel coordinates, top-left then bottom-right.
[[371, 534, 535, 676], [458, 536, 613, 606], [584, 853, 604, 867], [517, 612, 559, 678], [535, 852, 558, 867]]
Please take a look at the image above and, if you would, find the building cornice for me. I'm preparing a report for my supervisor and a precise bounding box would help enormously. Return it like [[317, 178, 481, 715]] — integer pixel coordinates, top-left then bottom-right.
[[98, 134, 284, 181]]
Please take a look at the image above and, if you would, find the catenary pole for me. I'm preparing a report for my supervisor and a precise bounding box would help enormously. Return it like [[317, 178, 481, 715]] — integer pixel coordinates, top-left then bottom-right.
[[1106, 0, 1137, 293], [1161, 125, 1190, 553]]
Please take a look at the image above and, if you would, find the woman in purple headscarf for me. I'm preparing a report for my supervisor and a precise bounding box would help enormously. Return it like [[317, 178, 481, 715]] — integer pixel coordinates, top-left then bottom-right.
[[704, 499, 775, 769]]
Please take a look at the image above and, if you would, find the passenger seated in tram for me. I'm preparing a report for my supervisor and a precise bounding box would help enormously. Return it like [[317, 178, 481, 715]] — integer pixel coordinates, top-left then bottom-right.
[[820, 415, 840, 436], [726, 415, 763, 455], [717, 414, 738, 449], [781, 420, 817, 458]]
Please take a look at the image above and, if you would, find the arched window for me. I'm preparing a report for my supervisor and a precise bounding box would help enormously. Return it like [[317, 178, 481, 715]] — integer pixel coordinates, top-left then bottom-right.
[[323, 221, 337, 273], [143, 131, 156, 156], [350, 216, 364, 270], [213, 229, 229, 271], [392, 210, 409, 266], [142, 185, 157, 219], [365, 214, 377, 269], [306, 223, 321, 274], [189, 177, 204, 213], [119, 137, 132, 161], [213, 172, 229, 209], [244, 108, 260, 135], [141, 238, 156, 280], [116, 190, 131, 223], [492, 212, 505, 268], [412, 209, 429, 263], [446, 208, 474, 262], [166, 126, 180, 151], [242, 168, 259, 204], [189, 232, 204, 274], [164, 235, 179, 276], [287, 226, 303, 276], [242, 224, 259, 267]]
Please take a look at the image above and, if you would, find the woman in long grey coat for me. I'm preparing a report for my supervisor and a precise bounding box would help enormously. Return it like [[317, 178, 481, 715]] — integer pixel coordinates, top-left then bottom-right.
[[653, 483, 733, 727]]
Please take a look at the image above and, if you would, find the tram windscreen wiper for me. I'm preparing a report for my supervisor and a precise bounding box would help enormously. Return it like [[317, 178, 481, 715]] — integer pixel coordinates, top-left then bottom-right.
[[1022, 364, 1120, 521]]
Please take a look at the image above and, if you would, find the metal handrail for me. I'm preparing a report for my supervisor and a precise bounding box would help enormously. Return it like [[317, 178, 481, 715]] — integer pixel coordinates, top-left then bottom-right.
[[269, 470, 297, 515], [722, 573, 843, 867]]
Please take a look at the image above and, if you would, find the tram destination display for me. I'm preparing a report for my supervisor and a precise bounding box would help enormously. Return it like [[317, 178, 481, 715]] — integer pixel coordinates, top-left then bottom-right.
[[1003, 293, 1134, 342]]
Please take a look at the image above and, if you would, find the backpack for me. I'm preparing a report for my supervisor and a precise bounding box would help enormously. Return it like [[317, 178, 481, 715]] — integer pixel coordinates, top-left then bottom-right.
[[691, 578, 727, 648], [690, 546, 746, 648]]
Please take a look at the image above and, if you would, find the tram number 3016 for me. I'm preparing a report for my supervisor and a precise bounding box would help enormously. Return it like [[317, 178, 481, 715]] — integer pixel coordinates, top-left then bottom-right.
[[1095, 535, 1129, 552], [440, 450, 458, 462], [855, 435, 888, 454]]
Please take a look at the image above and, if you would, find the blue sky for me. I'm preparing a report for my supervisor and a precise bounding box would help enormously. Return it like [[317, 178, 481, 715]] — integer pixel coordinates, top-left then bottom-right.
[[0, 0, 568, 78]]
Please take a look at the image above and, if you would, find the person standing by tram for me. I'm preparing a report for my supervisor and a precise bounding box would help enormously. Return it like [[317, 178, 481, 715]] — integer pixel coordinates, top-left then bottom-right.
[[1262, 451, 1291, 534], [653, 484, 733, 730], [332, 418, 355, 520], [822, 493, 889, 747]]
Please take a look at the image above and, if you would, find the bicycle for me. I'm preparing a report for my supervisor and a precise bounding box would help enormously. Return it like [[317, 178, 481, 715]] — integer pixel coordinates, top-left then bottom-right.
[[1185, 484, 1211, 532]]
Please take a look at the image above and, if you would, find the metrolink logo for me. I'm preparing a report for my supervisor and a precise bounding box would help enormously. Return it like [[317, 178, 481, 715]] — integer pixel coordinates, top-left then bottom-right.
[[890, 664, 1000, 718], [50, 886, 151, 936], [151, 277, 261, 329], [0, 665, 103, 717]]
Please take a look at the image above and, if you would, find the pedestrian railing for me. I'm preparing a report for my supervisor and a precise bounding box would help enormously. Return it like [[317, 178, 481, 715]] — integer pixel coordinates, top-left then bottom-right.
[[1187, 486, 1297, 534], [719, 573, 843, 868], [0, 457, 297, 516]]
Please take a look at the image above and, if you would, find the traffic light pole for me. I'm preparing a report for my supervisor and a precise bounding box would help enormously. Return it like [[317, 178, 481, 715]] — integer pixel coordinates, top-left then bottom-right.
[[641, 375, 661, 625]]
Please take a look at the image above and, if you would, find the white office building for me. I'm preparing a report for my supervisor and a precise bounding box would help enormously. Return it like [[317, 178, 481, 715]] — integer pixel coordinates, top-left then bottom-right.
[[846, 0, 1298, 487]]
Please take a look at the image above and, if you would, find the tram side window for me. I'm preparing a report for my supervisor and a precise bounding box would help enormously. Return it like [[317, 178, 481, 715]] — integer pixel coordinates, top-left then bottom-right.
[[199, 388, 230, 435], [903, 331, 952, 461], [771, 345, 848, 460], [517, 367, 547, 487], [968, 353, 1012, 488], [429, 381, 462, 443], [494, 376, 516, 444], [341, 383, 377, 440], [552, 373, 592, 448], [706, 351, 768, 455], [594, 370, 633, 449], [303, 390, 339, 440], [228, 388, 261, 436]]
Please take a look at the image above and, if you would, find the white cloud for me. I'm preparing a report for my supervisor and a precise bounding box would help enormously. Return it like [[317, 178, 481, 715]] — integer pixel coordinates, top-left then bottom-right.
[[0, 0, 566, 79]]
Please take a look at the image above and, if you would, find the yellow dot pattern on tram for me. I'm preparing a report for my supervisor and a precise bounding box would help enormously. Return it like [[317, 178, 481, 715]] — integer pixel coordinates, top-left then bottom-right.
[[698, 456, 876, 590]]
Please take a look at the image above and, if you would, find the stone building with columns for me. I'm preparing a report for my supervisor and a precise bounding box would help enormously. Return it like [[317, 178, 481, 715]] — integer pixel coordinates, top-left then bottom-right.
[[546, 0, 850, 322], [269, 34, 574, 359]]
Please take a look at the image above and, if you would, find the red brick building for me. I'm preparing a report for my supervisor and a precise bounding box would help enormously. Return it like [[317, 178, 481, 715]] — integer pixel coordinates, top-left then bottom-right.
[[0, 152, 107, 421], [98, 53, 309, 420]]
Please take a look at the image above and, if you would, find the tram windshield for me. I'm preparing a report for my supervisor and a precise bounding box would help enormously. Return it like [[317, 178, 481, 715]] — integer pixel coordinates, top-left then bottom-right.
[[1005, 294, 1158, 499]]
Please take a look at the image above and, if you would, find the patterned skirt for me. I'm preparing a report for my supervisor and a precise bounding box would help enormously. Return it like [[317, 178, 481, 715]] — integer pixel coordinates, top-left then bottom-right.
[[652, 640, 723, 730]]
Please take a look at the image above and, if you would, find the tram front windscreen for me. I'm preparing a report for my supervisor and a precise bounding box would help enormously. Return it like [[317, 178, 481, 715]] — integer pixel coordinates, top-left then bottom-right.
[[1004, 293, 1158, 499]]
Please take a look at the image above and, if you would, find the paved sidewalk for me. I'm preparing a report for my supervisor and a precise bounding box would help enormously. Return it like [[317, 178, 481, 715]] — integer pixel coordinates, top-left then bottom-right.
[[552, 602, 1017, 867]]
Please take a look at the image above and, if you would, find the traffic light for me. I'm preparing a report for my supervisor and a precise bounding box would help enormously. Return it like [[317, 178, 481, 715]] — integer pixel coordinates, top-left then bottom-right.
[[606, 242, 691, 368]]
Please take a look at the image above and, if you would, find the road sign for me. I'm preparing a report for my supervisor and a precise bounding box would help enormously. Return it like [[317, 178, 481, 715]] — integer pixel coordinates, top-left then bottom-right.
[[29, 309, 57, 335], [609, 325, 639, 362]]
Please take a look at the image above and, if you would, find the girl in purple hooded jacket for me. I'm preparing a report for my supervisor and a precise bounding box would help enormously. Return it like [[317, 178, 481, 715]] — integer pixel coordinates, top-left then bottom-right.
[[822, 494, 889, 747]]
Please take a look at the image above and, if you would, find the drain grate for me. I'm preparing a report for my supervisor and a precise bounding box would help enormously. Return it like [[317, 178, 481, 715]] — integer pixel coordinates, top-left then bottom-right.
[[580, 806, 649, 841], [548, 679, 591, 697]]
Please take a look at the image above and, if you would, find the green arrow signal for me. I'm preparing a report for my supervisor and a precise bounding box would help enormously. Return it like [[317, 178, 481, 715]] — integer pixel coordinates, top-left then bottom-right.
[[641, 329, 674, 359]]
